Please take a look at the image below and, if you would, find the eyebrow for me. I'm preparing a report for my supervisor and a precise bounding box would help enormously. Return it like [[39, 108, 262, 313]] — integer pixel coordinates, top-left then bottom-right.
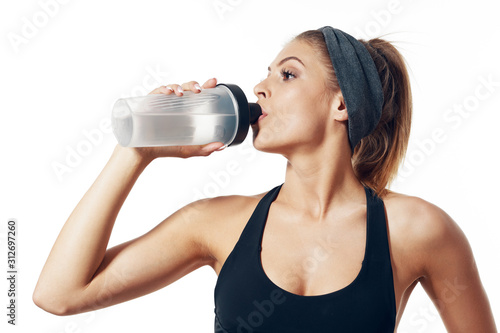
[[268, 56, 305, 71]]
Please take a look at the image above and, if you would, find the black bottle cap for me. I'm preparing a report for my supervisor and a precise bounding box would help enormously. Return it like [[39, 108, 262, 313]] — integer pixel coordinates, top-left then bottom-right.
[[216, 83, 262, 146], [249, 103, 262, 125]]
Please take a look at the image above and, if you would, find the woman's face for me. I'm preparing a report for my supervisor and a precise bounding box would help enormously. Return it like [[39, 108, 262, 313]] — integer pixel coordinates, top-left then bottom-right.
[[252, 39, 344, 156]]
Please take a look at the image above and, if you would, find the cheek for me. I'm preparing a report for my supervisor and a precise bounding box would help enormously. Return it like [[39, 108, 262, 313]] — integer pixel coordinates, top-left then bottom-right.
[[259, 104, 327, 145], [253, 88, 331, 147], [284, 94, 330, 133]]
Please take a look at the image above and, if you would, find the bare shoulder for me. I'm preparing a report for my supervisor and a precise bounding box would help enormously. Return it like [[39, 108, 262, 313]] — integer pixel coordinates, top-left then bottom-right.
[[381, 189, 464, 242], [180, 189, 269, 271], [380, 189, 470, 276], [183, 190, 268, 226], [381, 190, 497, 330]]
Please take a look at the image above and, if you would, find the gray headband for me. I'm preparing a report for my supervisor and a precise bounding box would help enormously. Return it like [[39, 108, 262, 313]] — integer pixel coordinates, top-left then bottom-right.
[[318, 26, 384, 154]]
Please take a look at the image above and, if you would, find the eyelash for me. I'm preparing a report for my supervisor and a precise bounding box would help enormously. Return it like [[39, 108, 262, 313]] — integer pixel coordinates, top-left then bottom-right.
[[280, 68, 296, 81]]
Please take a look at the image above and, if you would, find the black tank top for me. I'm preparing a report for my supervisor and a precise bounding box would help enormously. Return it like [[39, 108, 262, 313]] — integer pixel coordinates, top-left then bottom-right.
[[214, 184, 396, 333]]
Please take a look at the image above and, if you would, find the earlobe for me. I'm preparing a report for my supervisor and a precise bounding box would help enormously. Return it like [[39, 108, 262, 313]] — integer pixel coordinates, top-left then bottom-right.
[[333, 109, 348, 121], [332, 96, 348, 121]]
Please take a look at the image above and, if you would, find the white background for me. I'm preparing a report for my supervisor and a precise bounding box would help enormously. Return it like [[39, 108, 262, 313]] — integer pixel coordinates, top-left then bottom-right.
[[1, 0, 499, 332]]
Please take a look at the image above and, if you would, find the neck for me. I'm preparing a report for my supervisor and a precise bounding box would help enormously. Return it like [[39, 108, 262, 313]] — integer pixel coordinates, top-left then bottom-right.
[[277, 141, 366, 221]]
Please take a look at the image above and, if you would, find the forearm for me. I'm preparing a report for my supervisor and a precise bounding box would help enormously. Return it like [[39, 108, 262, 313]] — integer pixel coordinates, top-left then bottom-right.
[[34, 145, 151, 303]]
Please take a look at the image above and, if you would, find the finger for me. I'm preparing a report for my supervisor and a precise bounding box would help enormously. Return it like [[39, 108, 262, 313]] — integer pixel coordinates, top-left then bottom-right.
[[173, 142, 224, 158], [181, 81, 202, 93], [166, 84, 183, 96], [160, 85, 175, 95], [148, 85, 176, 95], [202, 78, 217, 89], [201, 141, 226, 154], [148, 86, 164, 95]]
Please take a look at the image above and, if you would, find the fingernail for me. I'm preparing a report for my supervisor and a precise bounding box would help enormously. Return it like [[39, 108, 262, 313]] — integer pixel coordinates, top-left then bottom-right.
[[194, 84, 202, 91], [177, 86, 184, 93], [216, 144, 227, 151]]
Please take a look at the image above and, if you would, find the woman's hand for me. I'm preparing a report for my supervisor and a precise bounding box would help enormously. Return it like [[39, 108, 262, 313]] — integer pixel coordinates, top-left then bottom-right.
[[124, 78, 226, 162]]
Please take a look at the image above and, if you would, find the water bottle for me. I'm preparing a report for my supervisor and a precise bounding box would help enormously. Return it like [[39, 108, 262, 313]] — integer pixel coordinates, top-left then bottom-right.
[[111, 83, 262, 147]]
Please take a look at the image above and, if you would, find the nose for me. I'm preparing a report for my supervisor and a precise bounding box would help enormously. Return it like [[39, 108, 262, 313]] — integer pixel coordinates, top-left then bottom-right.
[[253, 78, 270, 100]]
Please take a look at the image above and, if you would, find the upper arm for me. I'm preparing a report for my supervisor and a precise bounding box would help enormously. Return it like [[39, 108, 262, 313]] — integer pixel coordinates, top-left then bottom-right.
[[413, 200, 497, 332], [62, 196, 230, 315]]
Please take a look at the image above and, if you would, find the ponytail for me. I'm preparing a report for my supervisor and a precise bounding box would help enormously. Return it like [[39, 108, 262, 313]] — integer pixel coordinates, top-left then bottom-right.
[[355, 38, 412, 197]]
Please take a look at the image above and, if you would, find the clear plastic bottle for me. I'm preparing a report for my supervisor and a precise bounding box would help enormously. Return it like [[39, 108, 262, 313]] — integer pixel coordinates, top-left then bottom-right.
[[111, 83, 261, 147]]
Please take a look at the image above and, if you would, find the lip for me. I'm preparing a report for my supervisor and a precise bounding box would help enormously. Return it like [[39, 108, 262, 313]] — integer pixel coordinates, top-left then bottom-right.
[[258, 107, 268, 122]]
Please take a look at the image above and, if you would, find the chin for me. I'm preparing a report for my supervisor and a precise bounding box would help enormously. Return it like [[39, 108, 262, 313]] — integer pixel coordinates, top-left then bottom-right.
[[251, 131, 290, 156], [252, 133, 276, 153]]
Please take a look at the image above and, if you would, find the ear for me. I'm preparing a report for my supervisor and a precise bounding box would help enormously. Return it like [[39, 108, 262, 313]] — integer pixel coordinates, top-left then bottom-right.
[[331, 94, 348, 121]]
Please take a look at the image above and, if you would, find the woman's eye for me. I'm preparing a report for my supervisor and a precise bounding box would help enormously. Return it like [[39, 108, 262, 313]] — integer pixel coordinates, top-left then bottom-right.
[[280, 69, 296, 81]]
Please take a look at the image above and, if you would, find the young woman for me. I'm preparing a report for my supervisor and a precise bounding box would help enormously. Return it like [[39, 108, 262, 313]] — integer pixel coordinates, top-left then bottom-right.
[[33, 27, 497, 332]]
